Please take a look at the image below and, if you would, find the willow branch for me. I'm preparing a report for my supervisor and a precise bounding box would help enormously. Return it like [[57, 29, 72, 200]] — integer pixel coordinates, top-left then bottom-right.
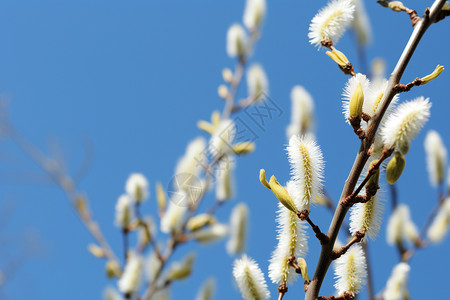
[[305, 2, 447, 299], [5, 124, 121, 267]]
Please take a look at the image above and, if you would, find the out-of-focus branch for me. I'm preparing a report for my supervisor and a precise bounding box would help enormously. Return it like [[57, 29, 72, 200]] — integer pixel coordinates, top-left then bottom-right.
[[305, 2, 448, 299], [4, 123, 121, 267]]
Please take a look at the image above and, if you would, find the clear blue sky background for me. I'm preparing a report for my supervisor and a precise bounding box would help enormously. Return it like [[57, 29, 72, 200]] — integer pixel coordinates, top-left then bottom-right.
[[0, 1, 449, 299]]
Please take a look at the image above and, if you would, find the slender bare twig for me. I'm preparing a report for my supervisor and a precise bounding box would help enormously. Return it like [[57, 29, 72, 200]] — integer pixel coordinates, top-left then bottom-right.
[[5, 123, 121, 267], [305, 2, 448, 299]]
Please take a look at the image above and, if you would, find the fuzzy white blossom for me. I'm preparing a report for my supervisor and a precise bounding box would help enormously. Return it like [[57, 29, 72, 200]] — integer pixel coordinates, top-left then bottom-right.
[[118, 252, 144, 295], [146, 251, 162, 283], [233, 255, 270, 300], [383, 262, 410, 300], [160, 196, 188, 234], [427, 198, 450, 243], [286, 86, 315, 139], [349, 194, 383, 240], [386, 204, 419, 245], [308, 0, 355, 47], [342, 73, 370, 122], [424, 130, 448, 186], [115, 194, 134, 229], [103, 286, 123, 300], [175, 137, 207, 191], [215, 156, 235, 202], [350, 0, 371, 45], [363, 78, 398, 118], [287, 135, 324, 212], [125, 173, 149, 204], [209, 119, 236, 156], [227, 24, 248, 58], [268, 181, 309, 284], [243, 0, 266, 31], [381, 97, 431, 153], [196, 277, 216, 300], [334, 244, 367, 296], [247, 64, 269, 101], [227, 203, 248, 254]]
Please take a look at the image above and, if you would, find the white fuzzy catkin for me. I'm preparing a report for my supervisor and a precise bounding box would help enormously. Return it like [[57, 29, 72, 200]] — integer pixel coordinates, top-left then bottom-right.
[[342, 73, 370, 122], [215, 156, 235, 202], [286, 86, 315, 139], [287, 135, 324, 212], [175, 137, 207, 190], [386, 204, 419, 245], [363, 78, 398, 118], [227, 203, 248, 254], [350, 0, 371, 45], [334, 244, 367, 296], [427, 198, 450, 243], [118, 252, 144, 295], [349, 194, 383, 240], [115, 194, 134, 229], [160, 197, 188, 234], [247, 64, 269, 101], [424, 130, 448, 186], [103, 286, 123, 300], [195, 277, 216, 300], [268, 193, 309, 284], [233, 255, 270, 300], [308, 0, 355, 47], [209, 119, 236, 156], [383, 262, 410, 300], [243, 0, 266, 31], [227, 23, 248, 58], [125, 173, 149, 204], [381, 97, 431, 152]]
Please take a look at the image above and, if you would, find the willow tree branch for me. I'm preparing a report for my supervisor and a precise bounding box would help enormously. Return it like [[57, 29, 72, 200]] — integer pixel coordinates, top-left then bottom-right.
[[305, 2, 447, 299]]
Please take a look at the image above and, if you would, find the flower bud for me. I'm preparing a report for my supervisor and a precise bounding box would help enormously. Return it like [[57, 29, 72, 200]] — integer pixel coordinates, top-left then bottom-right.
[[187, 214, 217, 232], [386, 152, 406, 184], [167, 253, 195, 281], [269, 175, 298, 214], [421, 65, 444, 85], [349, 82, 364, 119], [222, 68, 233, 83], [156, 182, 166, 213], [297, 257, 310, 282], [326, 48, 350, 71], [232, 142, 256, 154], [88, 244, 105, 258], [106, 260, 122, 279]]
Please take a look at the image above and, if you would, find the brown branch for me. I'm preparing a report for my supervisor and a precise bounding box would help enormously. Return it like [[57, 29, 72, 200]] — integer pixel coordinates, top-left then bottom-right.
[[298, 210, 329, 245], [318, 292, 354, 300], [331, 231, 365, 260], [393, 77, 422, 93], [305, 2, 448, 299], [278, 282, 288, 300]]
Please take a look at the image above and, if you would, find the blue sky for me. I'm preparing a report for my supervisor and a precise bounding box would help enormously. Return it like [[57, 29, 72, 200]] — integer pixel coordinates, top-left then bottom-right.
[[0, 1, 449, 299]]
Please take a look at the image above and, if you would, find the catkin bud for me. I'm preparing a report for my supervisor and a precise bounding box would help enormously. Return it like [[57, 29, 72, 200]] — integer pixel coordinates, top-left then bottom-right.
[[386, 152, 406, 184], [269, 175, 298, 214], [167, 253, 195, 281], [349, 82, 364, 119], [326, 48, 350, 71], [88, 244, 105, 258], [187, 214, 217, 232], [106, 260, 122, 279], [421, 65, 444, 85]]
